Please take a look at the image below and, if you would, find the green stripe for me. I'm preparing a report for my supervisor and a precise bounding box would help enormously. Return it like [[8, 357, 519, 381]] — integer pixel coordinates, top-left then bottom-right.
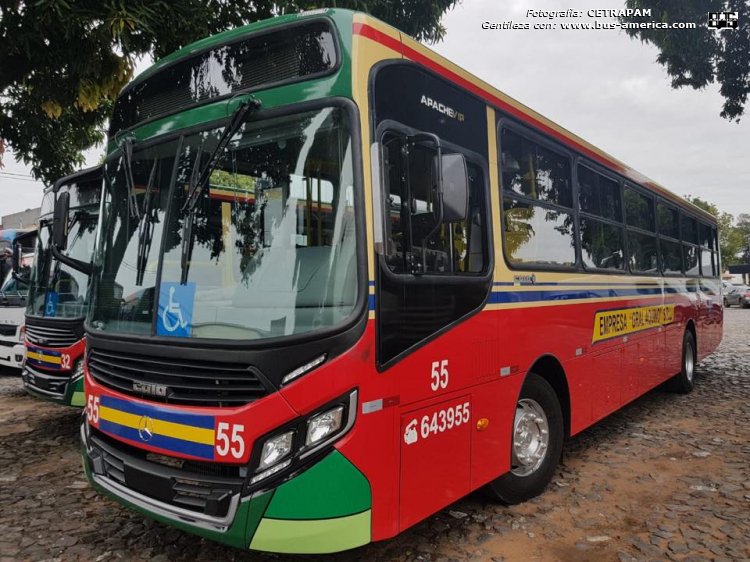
[[249, 510, 371, 554]]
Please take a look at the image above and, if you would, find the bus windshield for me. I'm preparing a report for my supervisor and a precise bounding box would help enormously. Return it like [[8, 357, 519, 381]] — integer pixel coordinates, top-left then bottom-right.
[[26, 180, 101, 319], [90, 106, 358, 341]]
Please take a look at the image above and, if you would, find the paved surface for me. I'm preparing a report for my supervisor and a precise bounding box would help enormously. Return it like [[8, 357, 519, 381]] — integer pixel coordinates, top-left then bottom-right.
[[1, 310, 748, 562]]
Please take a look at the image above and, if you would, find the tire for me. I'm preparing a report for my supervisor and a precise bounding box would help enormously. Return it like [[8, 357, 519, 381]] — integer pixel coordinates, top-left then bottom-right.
[[667, 330, 696, 394], [485, 373, 564, 505], [723, 298, 730, 308]]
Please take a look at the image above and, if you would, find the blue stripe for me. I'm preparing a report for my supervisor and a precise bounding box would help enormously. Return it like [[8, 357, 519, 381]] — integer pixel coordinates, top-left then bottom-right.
[[487, 288, 663, 304], [100, 395, 215, 430], [27, 346, 61, 357], [99, 419, 214, 459]]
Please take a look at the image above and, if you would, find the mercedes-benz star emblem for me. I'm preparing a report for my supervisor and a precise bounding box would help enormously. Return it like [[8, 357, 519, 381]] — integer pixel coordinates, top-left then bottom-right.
[[138, 415, 154, 442]]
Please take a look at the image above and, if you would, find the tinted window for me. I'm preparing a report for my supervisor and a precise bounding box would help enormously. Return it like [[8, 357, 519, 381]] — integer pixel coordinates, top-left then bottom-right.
[[712, 227, 719, 253], [578, 165, 621, 221], [110, 21, 338, 136], [580, 217, 624, 270], [503, 199, 575, 267], [660, 239, 682, 274], [500, 128, 572, 208], [683, 245, 700, 275], [624, 187, 654, 231], [657, 202, 679, 238], [701, 249, 715, 277], [681, 215, 698, 244], [627, 232, 658, 272], [383, 133, 487, 275], [699, 223, 713, 248]]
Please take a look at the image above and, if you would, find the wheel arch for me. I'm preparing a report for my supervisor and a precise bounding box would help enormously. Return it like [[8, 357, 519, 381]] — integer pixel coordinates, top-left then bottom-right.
[[526, 354, 571, 439]]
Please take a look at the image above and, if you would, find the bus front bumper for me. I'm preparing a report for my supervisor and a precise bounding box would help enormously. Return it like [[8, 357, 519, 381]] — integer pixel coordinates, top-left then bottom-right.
[[80, 421, 372, 553]]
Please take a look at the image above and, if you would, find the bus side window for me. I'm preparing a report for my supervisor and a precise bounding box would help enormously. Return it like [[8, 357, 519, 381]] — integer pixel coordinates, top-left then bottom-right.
[[382, 131, 487, 276]]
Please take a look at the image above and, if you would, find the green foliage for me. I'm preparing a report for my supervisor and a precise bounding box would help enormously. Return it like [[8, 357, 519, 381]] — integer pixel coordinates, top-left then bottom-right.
[[621, 0, 750, 122], [0, 0, 457, 185], [685, 195, 745, 266]]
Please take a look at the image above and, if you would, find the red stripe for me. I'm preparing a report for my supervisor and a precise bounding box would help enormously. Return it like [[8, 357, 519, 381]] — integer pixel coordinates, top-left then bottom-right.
[[353, 22, 625, 174]]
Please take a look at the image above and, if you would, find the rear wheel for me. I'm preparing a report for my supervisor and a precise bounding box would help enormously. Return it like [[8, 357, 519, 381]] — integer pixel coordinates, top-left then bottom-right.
[[667, 330, 696, 394], [486, 373, 563, 504], [724, 298, 730, 307]]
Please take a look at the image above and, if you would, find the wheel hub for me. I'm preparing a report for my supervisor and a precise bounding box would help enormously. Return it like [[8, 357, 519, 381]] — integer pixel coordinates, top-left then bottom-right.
[[511, 398, 549, 477]]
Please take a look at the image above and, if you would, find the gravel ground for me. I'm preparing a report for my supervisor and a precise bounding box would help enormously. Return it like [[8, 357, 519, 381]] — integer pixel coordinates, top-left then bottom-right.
[[1, 310, 748, 562]]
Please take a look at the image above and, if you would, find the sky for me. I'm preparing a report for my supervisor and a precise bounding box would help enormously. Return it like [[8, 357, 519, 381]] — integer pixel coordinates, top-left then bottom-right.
[[0, 0, 747, 220]]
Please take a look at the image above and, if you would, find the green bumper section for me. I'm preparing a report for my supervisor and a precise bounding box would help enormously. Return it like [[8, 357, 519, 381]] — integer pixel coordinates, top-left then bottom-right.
[[250, 451, 372, 553], [66, 376, 85, 407], [83, 447, 371, 553]]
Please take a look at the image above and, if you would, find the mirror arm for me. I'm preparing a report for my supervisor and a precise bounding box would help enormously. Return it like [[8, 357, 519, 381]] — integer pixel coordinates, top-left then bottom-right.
[[51, 245, 92, 276]]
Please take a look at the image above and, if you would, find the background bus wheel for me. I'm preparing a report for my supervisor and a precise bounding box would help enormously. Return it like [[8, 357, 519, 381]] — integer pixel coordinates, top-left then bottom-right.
[[486, 373, 563, 505], [667, 330, 696, 394]]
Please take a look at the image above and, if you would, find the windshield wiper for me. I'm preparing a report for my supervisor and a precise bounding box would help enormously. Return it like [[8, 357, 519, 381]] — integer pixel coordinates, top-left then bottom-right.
[[179, 96, 261, 284], [122, 136, 140, 220], [135, 160, 158, 286]]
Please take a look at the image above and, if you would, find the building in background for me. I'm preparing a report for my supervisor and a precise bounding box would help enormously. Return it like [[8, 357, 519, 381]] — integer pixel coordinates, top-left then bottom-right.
[[1, 207, 41, 229]]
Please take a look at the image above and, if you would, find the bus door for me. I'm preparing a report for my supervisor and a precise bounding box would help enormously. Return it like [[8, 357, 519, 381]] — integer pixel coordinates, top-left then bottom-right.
[[370, 62, 494, 530]]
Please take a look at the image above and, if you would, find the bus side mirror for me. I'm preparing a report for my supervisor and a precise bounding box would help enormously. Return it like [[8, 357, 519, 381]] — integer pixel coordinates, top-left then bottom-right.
[[11, 242, 21, 273], [440, 153, 469, 223], [52, 191, 70, 251]]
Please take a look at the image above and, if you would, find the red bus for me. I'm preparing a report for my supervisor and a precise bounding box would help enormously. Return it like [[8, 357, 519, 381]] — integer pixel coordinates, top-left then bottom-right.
[[74, 10, 722, 554]]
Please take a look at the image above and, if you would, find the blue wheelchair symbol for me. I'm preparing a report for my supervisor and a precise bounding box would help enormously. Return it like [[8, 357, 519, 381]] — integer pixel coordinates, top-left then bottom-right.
[[44, 292, 58, 317], [157, 282, 196, 337]]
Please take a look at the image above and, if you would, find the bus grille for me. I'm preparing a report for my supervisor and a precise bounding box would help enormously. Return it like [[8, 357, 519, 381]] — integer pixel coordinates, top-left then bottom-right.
[[0, 324, 18, 337], [87, 348, 269, 407], [26, 324, 79, 348], [89, 430, 244, 518]]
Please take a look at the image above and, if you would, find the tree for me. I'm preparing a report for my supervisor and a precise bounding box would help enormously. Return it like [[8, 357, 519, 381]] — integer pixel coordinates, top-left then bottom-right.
[[684, 195, 744, 266], [0, 0, 457, 185], [621, 0, 750, 122]]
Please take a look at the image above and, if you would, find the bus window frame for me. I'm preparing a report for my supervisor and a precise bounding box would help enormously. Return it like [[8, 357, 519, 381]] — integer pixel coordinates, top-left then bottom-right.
[[497, 118, 580, 273], [655, 198, 684, 278]]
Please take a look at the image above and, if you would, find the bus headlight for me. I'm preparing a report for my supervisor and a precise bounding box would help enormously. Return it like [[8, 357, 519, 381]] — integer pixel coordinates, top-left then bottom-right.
[[73, 359, 85, 379], [306, 406, 344, 446], [246, 389, 357, 491], [259, 431, 294, 470]]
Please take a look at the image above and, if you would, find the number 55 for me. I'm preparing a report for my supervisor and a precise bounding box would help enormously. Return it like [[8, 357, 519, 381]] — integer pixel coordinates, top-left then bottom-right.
[[430, 360, 449, 391]]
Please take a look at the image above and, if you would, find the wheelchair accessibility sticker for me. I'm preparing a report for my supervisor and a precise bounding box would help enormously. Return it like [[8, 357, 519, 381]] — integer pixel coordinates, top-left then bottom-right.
[[44, 291, 58, 317], [157, 282, 196, 337]]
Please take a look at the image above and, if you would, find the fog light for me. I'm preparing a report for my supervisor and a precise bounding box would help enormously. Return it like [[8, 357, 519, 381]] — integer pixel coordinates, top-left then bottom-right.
[[259, 431, 294, 470], [306, 406, 344, 446]]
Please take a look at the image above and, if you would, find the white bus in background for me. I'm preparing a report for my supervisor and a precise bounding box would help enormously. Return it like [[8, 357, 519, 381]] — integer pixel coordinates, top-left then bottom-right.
[[0, 233, 35, 371]]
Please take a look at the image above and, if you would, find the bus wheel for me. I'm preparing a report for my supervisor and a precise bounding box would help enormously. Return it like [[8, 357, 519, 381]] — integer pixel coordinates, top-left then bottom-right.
[[723, 298, 729, 307], [486, 373, 563, 505], [667, 330, 696, 394]]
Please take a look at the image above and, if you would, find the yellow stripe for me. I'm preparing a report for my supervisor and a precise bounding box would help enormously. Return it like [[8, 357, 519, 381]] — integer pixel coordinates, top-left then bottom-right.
[[99, 406, 214, 445], [27, 351, 62, 364]]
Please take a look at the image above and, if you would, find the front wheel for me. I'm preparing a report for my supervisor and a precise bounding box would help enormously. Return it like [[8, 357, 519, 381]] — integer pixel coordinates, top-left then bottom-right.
[[724, 298, 730, 308], [667, 330, 696, 394], [486, 373, 564, 505]]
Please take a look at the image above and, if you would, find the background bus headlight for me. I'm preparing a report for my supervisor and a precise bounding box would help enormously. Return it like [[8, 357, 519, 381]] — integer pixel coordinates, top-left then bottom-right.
[[306, 406, 343, 446]]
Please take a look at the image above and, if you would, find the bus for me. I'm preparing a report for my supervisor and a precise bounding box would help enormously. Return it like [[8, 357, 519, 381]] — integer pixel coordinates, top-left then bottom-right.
[[0, 229, 36, 371], [22, 167, 102, 406], [74, 10, 722, 554]]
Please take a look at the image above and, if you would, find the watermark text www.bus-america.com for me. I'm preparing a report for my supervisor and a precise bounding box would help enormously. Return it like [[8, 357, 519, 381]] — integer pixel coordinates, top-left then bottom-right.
[[481, 8, 740, 31]]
